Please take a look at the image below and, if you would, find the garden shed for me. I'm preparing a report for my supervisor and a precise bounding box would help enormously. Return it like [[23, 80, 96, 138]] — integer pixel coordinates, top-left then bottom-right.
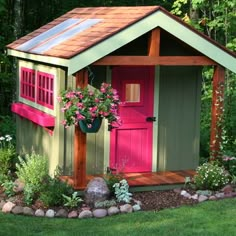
[[7, 6, 236, 189]]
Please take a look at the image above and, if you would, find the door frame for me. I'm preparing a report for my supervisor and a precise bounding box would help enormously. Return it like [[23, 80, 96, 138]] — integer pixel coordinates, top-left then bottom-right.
[[103, 66, 159, 173]]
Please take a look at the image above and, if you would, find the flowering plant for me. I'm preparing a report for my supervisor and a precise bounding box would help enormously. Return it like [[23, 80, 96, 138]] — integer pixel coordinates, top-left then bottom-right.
[[58, 83, 121, 129]]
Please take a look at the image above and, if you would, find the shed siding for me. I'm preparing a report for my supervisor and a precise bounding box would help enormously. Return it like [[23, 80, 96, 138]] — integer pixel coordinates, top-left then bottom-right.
[[157, 66, 201, 171]]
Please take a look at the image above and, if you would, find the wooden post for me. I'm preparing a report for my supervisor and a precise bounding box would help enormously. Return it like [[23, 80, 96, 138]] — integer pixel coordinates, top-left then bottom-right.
[[210, 65, 225, 159], [148, 27, 160, 56], [74, 69, 88, 189]]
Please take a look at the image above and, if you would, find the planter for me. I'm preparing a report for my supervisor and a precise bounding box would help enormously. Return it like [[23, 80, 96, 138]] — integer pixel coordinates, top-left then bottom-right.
[[79, 118, 102, 133]]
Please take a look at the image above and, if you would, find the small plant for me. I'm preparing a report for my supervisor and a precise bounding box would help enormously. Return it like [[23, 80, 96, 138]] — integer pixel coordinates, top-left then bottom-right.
[[193, 162, 230, 191], [39, 177, 73, 207], [0, 134, 15, 182], [113, 179, 132, 203], [94, 199, 117, 208], [62, 192, 83, 208], [1, 179, 16, 197], [16, 152, 49, 204], [104, 172, 122, 196]]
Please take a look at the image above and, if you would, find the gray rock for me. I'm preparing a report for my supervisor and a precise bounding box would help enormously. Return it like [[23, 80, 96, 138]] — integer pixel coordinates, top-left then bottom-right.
[[93, 208, 107, 218], [13, 179, 25, 193], [107, 206, 120, 216], [23, 207, 34, 216], [215, 192, 225, 199], [180, 190, 191, 199], [173, 188, 182, 194], [84, 177, 110, 206], [221, 185, 233, 194], [209, 195, 217, 200], [35, 209, 45, 217], [12, 205, 24, 215], [196, 190, 212, 196], [0, 200, 6, 210], [55, 209, 68, 218], [46, 209, 55, 218], [120, 204, 133, 213], [198, 195, 208, 202], [191, 194, 199, 200], [2, 201, 16, 213], [132, 204, 141, 212], [132, 198, 142, 206], [78, 210, 93, 219], [68, 210, 78, 218]]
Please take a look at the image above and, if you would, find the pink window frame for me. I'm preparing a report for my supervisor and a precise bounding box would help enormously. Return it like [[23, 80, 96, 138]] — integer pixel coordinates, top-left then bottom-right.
[[37, 71, 54, 109], [20, 67, 36, 102]]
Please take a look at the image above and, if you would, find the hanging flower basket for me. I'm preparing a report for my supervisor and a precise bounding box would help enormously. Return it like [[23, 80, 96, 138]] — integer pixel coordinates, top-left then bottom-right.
[[58, 83, 122, 131], [79, 117, 102, 133]]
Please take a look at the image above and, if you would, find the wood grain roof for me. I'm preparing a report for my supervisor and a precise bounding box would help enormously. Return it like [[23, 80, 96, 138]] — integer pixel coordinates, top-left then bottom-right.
[[7, 6, 160, 59]]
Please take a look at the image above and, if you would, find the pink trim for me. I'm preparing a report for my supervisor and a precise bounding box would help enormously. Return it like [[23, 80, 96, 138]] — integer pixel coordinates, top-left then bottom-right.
[[37, 71, 54, 109], [20, 67, 36, 102], [11, 103, 55, 127]]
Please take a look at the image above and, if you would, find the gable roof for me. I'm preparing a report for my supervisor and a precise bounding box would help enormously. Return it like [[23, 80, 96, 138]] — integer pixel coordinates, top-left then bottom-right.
[[7, 6, 236, 74]]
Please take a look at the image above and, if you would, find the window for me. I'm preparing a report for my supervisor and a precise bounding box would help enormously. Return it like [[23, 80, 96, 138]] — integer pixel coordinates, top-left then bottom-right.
[[20, 67, 54, 109], [125, 83, 140, 103], [37, 72, 54, 109], [20, 67, 36, 102]]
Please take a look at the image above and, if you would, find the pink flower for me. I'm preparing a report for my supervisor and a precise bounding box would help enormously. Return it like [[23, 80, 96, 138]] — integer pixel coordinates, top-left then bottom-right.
[[57, 96, 62, 102]]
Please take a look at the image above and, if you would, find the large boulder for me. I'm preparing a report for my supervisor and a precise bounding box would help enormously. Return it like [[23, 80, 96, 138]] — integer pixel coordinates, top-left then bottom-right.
[[84, 177, 110, 206]]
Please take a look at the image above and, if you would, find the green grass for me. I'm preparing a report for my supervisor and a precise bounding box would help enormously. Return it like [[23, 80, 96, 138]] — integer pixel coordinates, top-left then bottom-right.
[[1, 198, 236, 236]]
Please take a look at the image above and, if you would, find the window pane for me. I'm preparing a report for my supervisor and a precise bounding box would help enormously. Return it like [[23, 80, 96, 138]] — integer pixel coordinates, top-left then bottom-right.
[[125, 83, 140, 102]]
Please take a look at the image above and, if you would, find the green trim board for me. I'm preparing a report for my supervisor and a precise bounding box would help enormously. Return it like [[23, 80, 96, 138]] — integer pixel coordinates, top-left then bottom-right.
[[8, 8, 236, 74]]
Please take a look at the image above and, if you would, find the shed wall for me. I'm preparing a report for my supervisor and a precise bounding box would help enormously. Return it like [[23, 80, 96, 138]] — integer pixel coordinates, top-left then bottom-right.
[[157, 66, 201, 171]]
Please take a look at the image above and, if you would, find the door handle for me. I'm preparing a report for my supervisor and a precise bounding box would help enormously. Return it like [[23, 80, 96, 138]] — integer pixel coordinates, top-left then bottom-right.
[[146, 117, 156, 122]]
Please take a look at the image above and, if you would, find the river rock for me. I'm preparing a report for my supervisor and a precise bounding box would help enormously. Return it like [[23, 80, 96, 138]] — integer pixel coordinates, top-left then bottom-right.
[[2, 201, 16, 213], [13, 178, 25, 193], [93, 208, 107, 218], [0, 200, 6, 210], [55, 209, 68, 218], [23, 207, 34, 216], [198, 195, 208, 202], [84, 177, 110, 206], [120, 204, 133, 213], [108, 206, 120, 216], [68, 210, 78, 218], [46, 209, 55, 218], [35, 209, 45, 217], [12, 205, 24, 215], [78, 210, 93, 219]]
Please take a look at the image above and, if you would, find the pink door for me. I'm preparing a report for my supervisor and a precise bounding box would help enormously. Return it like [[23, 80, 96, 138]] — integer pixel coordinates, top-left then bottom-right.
[[110, 66, 155, 173]]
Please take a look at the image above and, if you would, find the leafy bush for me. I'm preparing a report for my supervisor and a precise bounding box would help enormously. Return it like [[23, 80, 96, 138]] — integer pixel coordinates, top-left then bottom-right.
[[0, 135, 16, 182], [104, 172, 122, 195], [16, 152, 48, 204], [39, 177, 73, 207], [113, 179, 132, 203], [193, 162, 230, 191]]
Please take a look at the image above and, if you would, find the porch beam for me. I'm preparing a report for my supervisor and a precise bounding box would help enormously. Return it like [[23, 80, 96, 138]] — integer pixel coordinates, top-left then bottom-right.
[[74, 69, 88, 189], [210, 65, 225, 158], [148, 27, 160, 56], [93, 56, 216, 66]]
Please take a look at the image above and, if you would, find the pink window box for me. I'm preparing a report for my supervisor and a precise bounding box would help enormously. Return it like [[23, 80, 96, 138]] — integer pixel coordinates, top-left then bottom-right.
[[11, 103, 55, 127]]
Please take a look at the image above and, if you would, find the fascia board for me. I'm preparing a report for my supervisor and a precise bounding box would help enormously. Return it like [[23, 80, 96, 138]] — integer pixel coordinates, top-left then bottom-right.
[[7, 49, 69, 68], [68, 10, 236, 74], [156, 11, 236, 73]]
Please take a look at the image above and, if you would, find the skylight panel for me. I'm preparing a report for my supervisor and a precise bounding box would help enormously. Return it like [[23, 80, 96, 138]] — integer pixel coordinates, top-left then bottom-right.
[[17, 19, 81, 51]]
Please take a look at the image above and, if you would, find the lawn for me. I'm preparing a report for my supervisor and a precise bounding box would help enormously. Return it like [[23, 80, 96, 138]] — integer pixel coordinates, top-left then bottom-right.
[[1, 198, 236, 236]]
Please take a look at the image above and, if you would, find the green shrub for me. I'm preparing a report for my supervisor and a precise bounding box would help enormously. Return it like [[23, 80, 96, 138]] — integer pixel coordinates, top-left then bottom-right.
[[0, 135, 16, 182], [94, 199, 117, 208], [39, 177, 74, 207], [104, 172, 122, 195], [16, 152, 48, 204], [222, 156, 236, 177], [193, 162, 230, 191], [1, 179, 16, 197]]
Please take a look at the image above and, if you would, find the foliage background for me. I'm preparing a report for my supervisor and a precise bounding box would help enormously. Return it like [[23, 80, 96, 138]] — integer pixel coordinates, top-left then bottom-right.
[[0, 0, 235, 159]]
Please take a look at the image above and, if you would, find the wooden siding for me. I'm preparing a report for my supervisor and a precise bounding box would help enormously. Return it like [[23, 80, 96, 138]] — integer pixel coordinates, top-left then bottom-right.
[[157, 66, 201, 171]]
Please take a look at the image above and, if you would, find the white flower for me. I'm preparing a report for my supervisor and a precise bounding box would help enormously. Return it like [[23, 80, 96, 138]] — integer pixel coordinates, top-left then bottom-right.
[[0, 136, 5, 141]]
